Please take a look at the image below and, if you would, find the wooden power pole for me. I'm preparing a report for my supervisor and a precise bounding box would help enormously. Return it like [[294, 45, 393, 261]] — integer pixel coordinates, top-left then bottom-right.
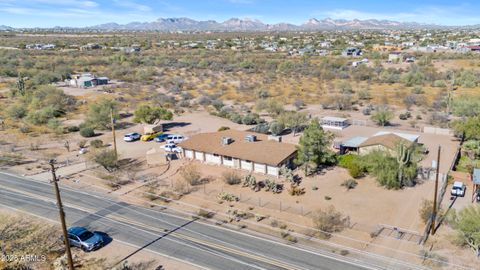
[[110, 108, 118, 160], [431, 146, 441, 235], [49, 159, 74, 270]]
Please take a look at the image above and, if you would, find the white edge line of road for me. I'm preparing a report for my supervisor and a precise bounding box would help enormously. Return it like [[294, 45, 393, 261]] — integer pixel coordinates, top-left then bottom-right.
[[0, 199, 211, 270], [2, 171, 391, 270], [0, 189, 268, 270], [2, 171, 383, 270]]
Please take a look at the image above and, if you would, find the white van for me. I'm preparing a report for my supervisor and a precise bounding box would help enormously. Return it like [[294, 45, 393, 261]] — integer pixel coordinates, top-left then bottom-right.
[[167, 134, 186, 144]]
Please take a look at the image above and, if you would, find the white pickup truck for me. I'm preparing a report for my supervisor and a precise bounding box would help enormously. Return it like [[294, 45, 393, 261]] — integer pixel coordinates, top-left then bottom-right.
[[450, 181, 466, 197]]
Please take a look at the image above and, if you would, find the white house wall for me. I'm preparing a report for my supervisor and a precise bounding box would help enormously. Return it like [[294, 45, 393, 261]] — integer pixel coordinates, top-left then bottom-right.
[[254, 163, 266, 174], [185, 150, 194, 159], [205, 153, 221, 164], [223, 157, 234, 167], [240, 160, 253, 171], [267, 166, 279, 176], [194, 151, 204, 161]]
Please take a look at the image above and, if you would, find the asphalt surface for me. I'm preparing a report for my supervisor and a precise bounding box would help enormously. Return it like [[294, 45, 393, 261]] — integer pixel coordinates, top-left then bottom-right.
[[0, 172, 379, 270]]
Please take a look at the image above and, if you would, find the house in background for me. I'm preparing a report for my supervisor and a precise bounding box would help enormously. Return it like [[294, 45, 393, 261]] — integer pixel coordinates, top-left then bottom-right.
[[178, 130, 297, 177], [70, 73, 109, 88], [340, 131, 419, 155], [342, 47, 362, 57], [321, 117, 349, 130]]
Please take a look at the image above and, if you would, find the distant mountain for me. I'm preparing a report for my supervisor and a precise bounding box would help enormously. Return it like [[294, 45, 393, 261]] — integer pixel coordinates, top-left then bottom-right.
[[86, 17, 438, 31], [0, 18, 444, 32], [0, 25, 13, 31]]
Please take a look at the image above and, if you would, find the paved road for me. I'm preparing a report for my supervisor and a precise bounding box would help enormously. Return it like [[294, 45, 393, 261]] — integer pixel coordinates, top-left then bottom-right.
[[0, 172, 384, 270]]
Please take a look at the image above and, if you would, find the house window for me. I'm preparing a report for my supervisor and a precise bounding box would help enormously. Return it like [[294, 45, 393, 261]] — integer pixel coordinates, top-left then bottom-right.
[[244, 160, 251, 163], [224, 156, 232, 161], [213, 154, 219, 157]]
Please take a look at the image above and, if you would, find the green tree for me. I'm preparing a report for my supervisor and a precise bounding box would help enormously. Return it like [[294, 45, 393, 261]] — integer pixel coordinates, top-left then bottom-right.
[[133, 104, 173, 124], [91, 149, 118, 173], [449, 205, 480, 255], [452, 116, 480, 140], [278, 111, 308, 136], [295, 119, 335, 176], [452, 95, 480, 117], [85, 99, 118, 130], [269, 121, 285, 136], [371, 106, 394, 126]]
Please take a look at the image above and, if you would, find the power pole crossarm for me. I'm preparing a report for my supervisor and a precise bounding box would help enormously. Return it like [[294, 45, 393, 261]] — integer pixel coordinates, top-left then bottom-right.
[[50, 160, 75, 270]]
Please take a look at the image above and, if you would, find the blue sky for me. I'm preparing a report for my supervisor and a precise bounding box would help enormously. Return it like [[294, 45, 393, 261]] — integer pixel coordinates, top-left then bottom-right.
[[0, 0, 479, 27]]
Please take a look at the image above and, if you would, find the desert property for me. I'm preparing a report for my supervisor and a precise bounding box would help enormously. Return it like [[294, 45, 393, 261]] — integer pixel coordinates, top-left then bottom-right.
[[3, 2, 480, 269]]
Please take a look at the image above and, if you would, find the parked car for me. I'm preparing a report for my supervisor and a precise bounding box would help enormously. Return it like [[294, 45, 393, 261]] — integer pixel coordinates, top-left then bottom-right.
[[141, 131, 162, 141], [154, 133, 170, 142], [67, 227, 104, 252], [451, 181, 466, 197], [78, 148, 87, 155], [160, 143, 182, 153], [166, 134, 187, 144], [123, 132, 141, 142]]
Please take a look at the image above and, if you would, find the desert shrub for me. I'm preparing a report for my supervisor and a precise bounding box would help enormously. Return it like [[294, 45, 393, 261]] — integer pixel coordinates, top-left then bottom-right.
[[80, 127, 95, 137], [229, 113, 243, 124], [180, 163, 202, 186], [26, 106, 59, 125], [337, 155, 364, 178], [218, 126, 230, 131], [287, 185, 305, 196], [197, 209, 214, 219], [222, 171, 241, 185], [90, 139, 103, 148], [252, 123, 270, 134], [341, 179, 358, 190], [242, 113, 260, 125], [312, 206, 350, 238], [91, 149, 118, 172], [347, 163, 364, 178], [66, 125, 80, 132], [6, 104, 27, 119], [269, 121, 285, 136], [77, 140, 87, 149], [419, 199, 434, 224]]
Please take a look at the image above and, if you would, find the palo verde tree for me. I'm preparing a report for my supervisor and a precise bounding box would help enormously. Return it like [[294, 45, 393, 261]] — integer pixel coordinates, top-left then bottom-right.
[[133, 104, 173, 124], [371, 105, 394, 126], [278, 111, 308, 136], [449, 205, 480, 255], [85, 99, 118, 130], [295, 119, 335, 176]]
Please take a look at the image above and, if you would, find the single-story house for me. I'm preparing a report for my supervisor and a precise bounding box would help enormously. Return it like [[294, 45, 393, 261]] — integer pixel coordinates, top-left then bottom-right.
[[340, 131, 419, 155], [321, 117, 349, 130], [70, 73, 109, 88], [178, 130, 297, 177]]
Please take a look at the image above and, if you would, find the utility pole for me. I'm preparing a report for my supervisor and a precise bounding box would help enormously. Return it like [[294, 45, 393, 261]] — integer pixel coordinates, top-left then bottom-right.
[[431, 146, 441, 235], [110, 108, 118, 160], [49, 159, 74, 270]]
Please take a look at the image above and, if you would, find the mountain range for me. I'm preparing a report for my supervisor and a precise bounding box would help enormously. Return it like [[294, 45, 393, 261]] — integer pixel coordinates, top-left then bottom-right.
[[1, 17, 444, 31], [87, 17, 435, 31]]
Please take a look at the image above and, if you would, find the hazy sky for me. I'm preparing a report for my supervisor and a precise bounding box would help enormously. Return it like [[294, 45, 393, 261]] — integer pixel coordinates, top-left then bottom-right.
[[0, 0, 479, 28]]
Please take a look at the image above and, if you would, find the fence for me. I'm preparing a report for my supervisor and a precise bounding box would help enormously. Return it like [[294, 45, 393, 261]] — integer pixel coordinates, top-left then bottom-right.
[[419, 146, 460, 244]]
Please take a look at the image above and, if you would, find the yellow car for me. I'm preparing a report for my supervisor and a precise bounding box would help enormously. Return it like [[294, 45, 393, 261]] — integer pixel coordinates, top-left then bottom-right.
[[141, 131, 162, 141]]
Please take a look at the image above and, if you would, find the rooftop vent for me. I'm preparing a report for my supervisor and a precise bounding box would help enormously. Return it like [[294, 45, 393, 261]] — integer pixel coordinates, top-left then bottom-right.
[[221, 137, 233, 145], [245, 135, 257, 142]]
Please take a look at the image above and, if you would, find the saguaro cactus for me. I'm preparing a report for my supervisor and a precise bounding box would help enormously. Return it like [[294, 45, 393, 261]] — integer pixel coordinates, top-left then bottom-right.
[[396, 143, 412, 186]]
